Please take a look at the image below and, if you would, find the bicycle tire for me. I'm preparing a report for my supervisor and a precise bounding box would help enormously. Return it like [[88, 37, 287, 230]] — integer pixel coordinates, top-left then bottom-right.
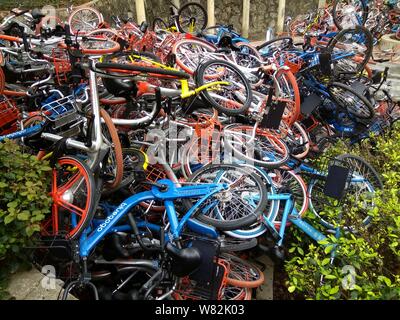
[[327, 82, 375, 120], [102, 148, 147, 196], [152, 17, 168, 31], [47, 156, 96, 240], [275, 68, 301, 126], [172, 38, 217, 75], [332, 0, 368, 30], [224, 124, 290, 168], [219, 237, 258, 253], [177, 2, 208, 34], [195, 59, 253, 116], [68, 7, 103, 35], [256, 37, 294, 51], [100, 108, 123, 191], [309, 154, 383, 229], [183, 164, 268, 231], [326, 25, 373, 76], [222, 253, 265, 288]]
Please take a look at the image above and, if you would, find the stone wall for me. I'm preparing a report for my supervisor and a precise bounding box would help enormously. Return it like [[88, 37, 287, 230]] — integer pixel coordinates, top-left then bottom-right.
[[0, 0, 321, 40]]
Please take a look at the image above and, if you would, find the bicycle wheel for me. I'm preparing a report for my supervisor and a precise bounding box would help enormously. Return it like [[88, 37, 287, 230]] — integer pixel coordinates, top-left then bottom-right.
[[309, 154, 382, 229], [100, 108, 123, 192], [177, 2, 208, 34], [332, 0, 368, 30], [268, 169, 309, 226], [219, 237, 258, 253], [182, 164, 268, 231], [224, 124, 290, 168], [106, 148, 146, 194], [45, 156, 96, 240], [256, 37, 294, 57], [328, 82, 374, 120], [172, 38, 217, 75], [326, 25, 373, 76], [195, 59, 253, 116], [275, 68, 301, 126], [87, 28, 120, 40], [68, 7, 103, 35], [284, 122, 310, 159], [222, 253, 265, 288], [235, 42, 264, 87], [152, 17, 168, 32]]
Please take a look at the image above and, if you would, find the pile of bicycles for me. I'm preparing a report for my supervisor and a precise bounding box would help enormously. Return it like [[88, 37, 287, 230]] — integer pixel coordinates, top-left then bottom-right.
[[288, 0, 400, 43], [0, 2, 398, 300]]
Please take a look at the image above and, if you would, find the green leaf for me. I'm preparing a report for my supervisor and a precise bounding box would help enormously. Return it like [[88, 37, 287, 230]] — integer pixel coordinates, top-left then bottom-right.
[[288, 286, 296, 293], [324, 275, 337, 280], [7, 201, 18, 209], [330, 286, 339, 295], [17, 211, 30, 221], [321, 258, 330, 266], [0, 182, 7, 188], [324, 245, 334, 254], [297, 247, 304, 255], [4, 215, 15, 224]]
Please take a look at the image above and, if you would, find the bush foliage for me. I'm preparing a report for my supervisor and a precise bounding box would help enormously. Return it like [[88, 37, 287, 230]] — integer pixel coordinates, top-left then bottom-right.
[[0, 140, 52, 299], [284, 125, 400, 299]]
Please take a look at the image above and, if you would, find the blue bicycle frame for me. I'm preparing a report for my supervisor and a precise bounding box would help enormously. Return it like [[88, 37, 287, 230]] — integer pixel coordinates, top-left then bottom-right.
[[203, 25, 250, 46], [78, 180, 229, 258]]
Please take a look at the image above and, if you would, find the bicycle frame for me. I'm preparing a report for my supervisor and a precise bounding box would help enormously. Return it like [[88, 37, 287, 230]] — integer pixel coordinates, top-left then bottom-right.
[[78, 179, 228, 257]]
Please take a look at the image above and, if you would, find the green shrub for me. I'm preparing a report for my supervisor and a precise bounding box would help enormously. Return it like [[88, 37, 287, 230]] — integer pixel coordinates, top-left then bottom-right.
[[283, 126, 400, 300], [0, 140, 52, 299]]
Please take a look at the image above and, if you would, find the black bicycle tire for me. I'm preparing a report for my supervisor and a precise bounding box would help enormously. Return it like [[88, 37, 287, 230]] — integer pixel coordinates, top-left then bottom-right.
[[152, 17, 168, 31], [95, 62, 190, 79], [219, 237, 258, 253], [177, 2, 208, 33], [182, 164, 268, 231], [102, 148, 147, 196], [327, 82, 375, 120], [195, 59, 252, 115], [256, 36, 294, 51], [326, 25, 373, 75], [332, 0, 368, 30], [335, 154, 384, 190]]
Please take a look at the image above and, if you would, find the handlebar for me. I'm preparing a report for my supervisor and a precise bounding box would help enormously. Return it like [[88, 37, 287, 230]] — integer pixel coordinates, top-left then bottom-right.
[[95, 62, 190, 79]]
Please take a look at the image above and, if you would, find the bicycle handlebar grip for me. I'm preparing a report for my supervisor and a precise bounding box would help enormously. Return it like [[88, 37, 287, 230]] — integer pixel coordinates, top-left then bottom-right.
[[95, 63, 190, 79]]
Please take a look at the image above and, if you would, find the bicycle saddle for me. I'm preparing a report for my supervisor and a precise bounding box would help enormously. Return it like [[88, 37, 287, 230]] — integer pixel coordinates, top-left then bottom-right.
[[166, 242, 202, 277], [217, 31, 240, 51], [31, 8, 45, 20], [102, 77, 138, 98]]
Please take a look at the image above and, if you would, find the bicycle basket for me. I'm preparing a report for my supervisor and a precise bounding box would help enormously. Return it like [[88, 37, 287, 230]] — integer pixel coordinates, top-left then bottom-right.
[[311, 157, 355, 205], [50, 48, 71, 84], [41, 95, 81, 135], [0, 96, 20, 135], [282, 52, 303, 74]]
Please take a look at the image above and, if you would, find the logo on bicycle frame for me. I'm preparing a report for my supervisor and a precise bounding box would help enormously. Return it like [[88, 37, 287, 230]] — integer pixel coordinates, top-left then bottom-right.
[[97, 203, 128, 232]]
